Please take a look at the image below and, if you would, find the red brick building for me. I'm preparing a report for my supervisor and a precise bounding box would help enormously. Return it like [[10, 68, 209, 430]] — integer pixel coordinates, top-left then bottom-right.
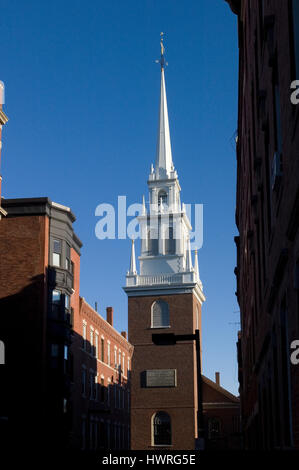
[[0, 197, 132, 452], [202, 373, 241, 450], [70, 299, 133, 451], [226, 0, 299, 449]]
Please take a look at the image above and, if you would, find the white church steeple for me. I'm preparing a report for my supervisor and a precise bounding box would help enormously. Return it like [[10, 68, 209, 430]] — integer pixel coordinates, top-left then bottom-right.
[[125, 35, 204, 305]]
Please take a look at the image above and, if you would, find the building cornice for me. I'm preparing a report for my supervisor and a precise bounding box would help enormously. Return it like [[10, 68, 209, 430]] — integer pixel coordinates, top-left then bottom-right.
[[123, 282, 205, 304], [80, 297, 133, 353], [202, 375, 240, 402]]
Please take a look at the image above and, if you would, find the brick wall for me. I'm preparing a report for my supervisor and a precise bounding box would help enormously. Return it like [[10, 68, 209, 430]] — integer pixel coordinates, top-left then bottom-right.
[[128, 292, 202, 450]]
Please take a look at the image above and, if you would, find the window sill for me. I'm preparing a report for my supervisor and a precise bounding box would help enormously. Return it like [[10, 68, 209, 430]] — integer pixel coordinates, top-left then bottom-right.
[[148, 326, 171, 330], [149, 445, 173, 448]]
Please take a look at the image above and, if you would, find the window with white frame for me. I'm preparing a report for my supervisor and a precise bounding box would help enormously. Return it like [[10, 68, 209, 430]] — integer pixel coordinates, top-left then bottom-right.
[[90, 329, 94, 355], [101, 338, 105, 362], [53, 239, 61, 267], [107, 342, 111, 366], [82, 321, 87, 350], [151, 300, 170, 328], [95, 333, 99, 359], [114, 347, 117, 368]]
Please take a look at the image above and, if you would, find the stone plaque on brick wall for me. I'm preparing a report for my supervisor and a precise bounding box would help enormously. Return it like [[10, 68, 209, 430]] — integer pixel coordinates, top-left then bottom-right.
[[145, 369, 176, 388]]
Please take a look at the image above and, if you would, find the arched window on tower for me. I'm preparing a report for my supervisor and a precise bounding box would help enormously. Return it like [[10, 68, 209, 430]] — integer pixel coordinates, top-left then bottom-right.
[[151, 300, 170, 328], [152, 411, 171, 446], [158, 190, 167, 209]]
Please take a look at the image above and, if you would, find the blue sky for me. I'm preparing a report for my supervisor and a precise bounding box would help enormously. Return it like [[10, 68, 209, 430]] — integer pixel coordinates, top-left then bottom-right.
[[1, 0, 240, 394]]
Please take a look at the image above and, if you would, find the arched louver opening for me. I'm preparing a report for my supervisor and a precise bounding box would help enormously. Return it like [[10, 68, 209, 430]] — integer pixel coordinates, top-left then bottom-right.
[[158, 190, 168, 209], [151, 300, 170, 328]]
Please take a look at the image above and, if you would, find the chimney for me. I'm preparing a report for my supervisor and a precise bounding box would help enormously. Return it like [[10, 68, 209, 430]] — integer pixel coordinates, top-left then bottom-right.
[[121, 331, 127, 340], [215, 372, 220, 386], [106, 307, 113, 326], [95, 301, 98, 312]]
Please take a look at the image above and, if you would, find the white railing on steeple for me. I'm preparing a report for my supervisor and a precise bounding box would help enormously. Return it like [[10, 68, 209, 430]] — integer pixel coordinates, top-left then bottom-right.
[[138, 273, 182, 285], [125, 271, 200, 288]]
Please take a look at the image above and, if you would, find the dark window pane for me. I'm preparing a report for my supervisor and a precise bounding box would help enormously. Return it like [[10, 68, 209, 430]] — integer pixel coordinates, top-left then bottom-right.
[[53, 239, 61, 253], [153, 412, 171, 445], [52, 290, 61, 303]]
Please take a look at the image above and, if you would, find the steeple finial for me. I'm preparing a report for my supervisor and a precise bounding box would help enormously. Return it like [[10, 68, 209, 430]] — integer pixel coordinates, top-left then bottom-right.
[[129, 239, 137, 275], [194, 249, 199, 280], [186, 238, 193, 272], [159, 32, 166, 69], [142, 195, 146, 215]]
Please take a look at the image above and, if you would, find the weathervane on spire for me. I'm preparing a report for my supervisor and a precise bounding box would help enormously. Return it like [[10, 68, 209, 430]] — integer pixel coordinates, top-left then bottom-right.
[[155, 32, 168, 69]]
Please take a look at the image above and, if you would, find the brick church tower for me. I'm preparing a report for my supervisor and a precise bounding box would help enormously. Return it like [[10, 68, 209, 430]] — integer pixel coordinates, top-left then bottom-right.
[[124, 36, 205, 450]]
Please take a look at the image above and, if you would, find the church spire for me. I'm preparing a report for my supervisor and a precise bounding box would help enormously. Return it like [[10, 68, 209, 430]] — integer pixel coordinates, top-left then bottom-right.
[[155, 33, 173, 179]]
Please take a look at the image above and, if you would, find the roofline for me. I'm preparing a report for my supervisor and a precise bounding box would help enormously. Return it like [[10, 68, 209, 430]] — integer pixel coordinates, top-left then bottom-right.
[[1, 197, 83, 249], [202, 374, 240, 402], [80, 297, 133, 349], [2, 196, 76, 222]]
